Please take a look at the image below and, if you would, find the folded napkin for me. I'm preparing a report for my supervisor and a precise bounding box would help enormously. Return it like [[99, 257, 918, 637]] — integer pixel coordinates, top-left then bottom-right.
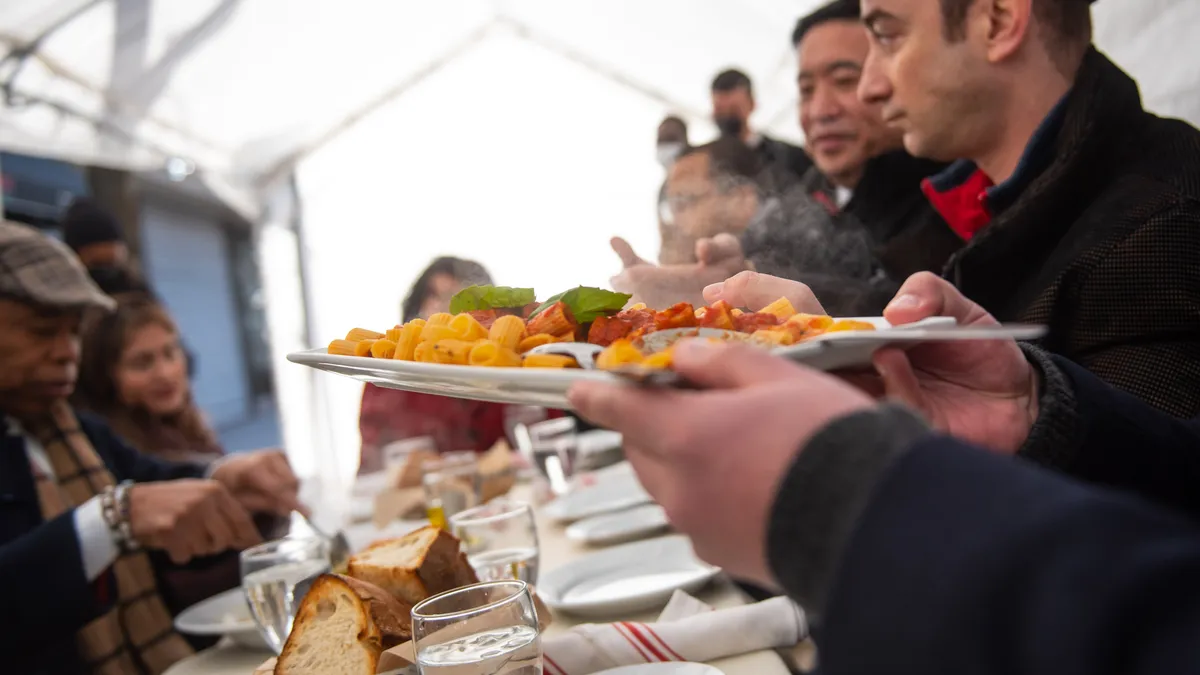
[[540, 592, 807, 675]]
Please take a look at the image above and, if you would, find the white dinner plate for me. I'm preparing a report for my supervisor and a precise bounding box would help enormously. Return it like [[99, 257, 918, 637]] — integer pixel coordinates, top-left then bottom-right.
[[566, 504, 671, 546], [288, 317, 1021, 408], [173, 588, 269, 650], [538, 535, 720, 618], [595, 665, 723, 675], [543, 471, 653, 524]]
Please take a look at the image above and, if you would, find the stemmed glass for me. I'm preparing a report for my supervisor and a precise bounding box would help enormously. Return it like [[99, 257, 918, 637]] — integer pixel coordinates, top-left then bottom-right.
[[450, 499, 540, 585], [239, 537, 330, 654]]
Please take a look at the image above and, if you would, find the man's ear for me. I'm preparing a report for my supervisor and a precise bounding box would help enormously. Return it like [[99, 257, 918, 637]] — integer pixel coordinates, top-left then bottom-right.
[[976, 0, 1034, 64]]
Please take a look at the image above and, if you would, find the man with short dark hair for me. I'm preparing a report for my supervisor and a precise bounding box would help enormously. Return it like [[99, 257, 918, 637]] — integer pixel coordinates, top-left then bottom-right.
[[778, 0, 963, 282], [710, 68, 812, 184], [853, 0, 1200, 418]]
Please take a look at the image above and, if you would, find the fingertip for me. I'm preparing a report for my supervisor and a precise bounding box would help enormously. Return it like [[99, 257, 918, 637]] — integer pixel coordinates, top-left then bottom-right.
[[702, 282, 724, 302]]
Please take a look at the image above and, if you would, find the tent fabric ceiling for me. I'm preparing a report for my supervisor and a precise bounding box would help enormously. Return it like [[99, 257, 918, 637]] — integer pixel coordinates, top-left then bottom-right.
[[3, 0, 1195, 197]]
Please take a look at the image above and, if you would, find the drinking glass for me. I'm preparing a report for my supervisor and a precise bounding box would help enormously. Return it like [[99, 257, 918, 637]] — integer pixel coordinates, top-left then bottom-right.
[[412, 580, 542, 675], [424, 454, 482, 530], [450, 499, 540, 585], [240, 537, 331, 654], [528, 418, 579, 497]]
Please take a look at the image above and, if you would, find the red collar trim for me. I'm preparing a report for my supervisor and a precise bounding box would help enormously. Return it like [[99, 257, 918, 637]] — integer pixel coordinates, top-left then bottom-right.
[[921, 169, 994, 241]]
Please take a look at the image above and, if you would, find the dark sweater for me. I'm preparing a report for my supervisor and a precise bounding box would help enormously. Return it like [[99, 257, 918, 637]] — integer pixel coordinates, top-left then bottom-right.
[[766, 349, 1200, 674]]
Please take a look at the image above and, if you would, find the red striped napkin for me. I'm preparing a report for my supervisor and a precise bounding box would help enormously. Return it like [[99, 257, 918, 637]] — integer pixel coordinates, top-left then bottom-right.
[[540, 593, 806, 675]]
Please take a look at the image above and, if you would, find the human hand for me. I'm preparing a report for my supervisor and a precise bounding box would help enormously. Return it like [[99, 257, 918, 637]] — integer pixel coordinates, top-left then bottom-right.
[[609, 237, 750, 308], [210, 450, 304, 517], [852, 272, 1038, 454], [702, 271, 826, 314], [128, 479, 261, 563], [568, 341, 874, 587]]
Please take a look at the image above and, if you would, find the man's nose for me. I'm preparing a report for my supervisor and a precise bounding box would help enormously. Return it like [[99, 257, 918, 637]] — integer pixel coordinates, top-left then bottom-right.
[[858, 51, 891, 105]]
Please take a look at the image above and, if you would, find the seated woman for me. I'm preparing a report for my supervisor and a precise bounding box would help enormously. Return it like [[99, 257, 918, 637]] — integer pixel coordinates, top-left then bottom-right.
[[359, 257, 553, 474], [76, 298, 221, 464], [75, 298, 284, 630]]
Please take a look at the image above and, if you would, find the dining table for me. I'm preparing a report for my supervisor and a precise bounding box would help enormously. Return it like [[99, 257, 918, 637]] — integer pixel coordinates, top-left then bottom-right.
[[163, 480, 814, 675]]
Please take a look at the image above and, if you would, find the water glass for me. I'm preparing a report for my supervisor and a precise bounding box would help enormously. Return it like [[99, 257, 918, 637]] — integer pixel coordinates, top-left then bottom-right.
[[450, 499, 540, 585], [412, 580, 542, 675], [424, 454, 482, 530], [240, 537, 331, 654], [528, 418, 579, 497], [383, 435, 437, 469]]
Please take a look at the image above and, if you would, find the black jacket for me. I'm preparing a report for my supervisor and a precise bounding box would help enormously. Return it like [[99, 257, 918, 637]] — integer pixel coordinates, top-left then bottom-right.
[[0, 412, 204, 675], [768, 351, 1200, 674], [805, 150, 964, 281], [756, 135, 813, 187], [936, 48, 1200, 418]]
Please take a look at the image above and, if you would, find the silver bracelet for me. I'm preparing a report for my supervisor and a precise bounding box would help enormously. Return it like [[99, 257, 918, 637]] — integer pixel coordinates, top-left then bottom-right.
[[100, 480, 139, 553]]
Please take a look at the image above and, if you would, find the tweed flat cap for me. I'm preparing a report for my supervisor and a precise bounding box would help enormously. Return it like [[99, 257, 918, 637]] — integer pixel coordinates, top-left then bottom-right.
[[0, 221, 116, 311]]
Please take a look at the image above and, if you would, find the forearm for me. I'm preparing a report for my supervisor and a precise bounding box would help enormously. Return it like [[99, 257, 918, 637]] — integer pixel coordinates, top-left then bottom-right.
[[1018, 345, 1200, 518], [767, 411, 1200, 674], [815, 438, 1200, 675]]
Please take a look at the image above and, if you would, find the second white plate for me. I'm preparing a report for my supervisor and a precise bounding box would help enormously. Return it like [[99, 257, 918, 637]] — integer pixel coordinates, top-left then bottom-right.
[[173, 588, 268, 650], [566, 504, 671, 546], [538, 535, 720, 618], [543, 472, 653, 524]]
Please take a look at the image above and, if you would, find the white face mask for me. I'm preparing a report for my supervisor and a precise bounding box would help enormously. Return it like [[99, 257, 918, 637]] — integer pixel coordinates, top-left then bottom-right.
[[656, 142, 684, 169]]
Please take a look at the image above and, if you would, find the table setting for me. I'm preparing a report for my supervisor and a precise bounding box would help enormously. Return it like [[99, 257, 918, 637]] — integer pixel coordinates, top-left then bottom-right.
[[163, 418, 812, 675]]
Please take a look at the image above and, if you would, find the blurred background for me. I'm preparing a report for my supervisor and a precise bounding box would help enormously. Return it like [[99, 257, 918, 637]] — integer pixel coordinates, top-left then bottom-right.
[[1, 0, 1196, 490]]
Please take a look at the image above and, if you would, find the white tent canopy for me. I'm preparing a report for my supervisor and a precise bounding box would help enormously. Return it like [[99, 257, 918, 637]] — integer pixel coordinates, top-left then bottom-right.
[[2, 0, 1198, 490]]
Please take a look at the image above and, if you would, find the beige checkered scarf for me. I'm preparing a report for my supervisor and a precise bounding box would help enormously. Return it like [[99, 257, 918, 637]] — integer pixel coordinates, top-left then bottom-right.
[[23, 401, 193, 675]]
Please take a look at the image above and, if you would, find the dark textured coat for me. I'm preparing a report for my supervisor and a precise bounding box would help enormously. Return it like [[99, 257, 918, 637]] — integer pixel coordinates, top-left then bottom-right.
[[943, 48, 1200, 418]]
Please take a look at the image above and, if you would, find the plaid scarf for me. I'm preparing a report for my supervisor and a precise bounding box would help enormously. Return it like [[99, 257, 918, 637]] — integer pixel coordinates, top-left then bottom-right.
[[23, 401, 193, 675]]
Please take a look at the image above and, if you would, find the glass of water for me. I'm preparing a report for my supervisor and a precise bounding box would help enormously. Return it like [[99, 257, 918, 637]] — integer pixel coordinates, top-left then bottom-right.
[[450, 499, 540, 585], [240, 537, 330, 654], [413, 580, 542, 675], [424, 454, 482, 530]]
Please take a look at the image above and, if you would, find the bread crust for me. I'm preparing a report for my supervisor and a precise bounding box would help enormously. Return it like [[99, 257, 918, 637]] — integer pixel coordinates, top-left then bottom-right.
[[336, 575, 413, 647], [347, 526, 474, 605]]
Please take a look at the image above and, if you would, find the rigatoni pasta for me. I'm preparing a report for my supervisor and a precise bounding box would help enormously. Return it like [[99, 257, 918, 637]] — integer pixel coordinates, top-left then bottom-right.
[[327, 288, 875, 372]]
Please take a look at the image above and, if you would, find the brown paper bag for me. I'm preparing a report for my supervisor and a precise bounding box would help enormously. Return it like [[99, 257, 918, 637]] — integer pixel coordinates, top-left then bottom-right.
[[372, 487, 426, 529], [376, 592, 553, 672]]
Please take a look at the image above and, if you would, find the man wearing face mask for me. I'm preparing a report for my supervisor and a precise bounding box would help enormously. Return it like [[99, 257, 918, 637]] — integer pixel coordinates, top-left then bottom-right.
[[711, 69, 812, 186], [60, 198, 198, 380], [655, 116, 694, 264]]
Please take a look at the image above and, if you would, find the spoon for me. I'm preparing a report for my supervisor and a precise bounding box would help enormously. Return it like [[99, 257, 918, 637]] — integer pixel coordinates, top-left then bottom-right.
[[527, 342, 690, 388]]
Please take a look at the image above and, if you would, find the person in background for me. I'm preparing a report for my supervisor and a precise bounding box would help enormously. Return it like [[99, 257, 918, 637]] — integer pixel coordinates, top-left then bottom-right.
[[60, 197, 152, 297], [787, 0, 962, 280], [0, 221, 301, 674], [710, 68, 812, 184], [612, 136, 891, 315], [75, 298, 222, 465], [656, 115, 694, 265], [610, 138, 762, 309], [857, 0, 1200, 417], [358, 257, 510, 474]]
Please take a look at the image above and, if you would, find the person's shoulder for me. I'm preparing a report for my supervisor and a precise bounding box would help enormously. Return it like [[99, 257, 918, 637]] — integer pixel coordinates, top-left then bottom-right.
[[74, 410, 133, 458]]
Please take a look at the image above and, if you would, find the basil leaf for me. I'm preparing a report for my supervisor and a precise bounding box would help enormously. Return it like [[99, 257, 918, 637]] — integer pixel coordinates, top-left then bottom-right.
[[449, 285, 536, 314], [530, 286, 631, 323]]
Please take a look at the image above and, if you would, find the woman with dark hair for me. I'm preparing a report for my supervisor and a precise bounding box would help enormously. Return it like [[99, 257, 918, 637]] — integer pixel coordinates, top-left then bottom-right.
[[358, 257, 512, 474], [76, 298, 222, 463]]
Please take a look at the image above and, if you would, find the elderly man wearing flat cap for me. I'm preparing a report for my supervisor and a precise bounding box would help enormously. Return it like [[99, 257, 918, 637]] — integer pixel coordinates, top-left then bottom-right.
[[0, 222, 303, 675]]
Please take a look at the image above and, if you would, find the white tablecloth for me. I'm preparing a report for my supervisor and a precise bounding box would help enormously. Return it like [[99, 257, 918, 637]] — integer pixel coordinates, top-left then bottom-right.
[[164, 484, 810, 675]]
